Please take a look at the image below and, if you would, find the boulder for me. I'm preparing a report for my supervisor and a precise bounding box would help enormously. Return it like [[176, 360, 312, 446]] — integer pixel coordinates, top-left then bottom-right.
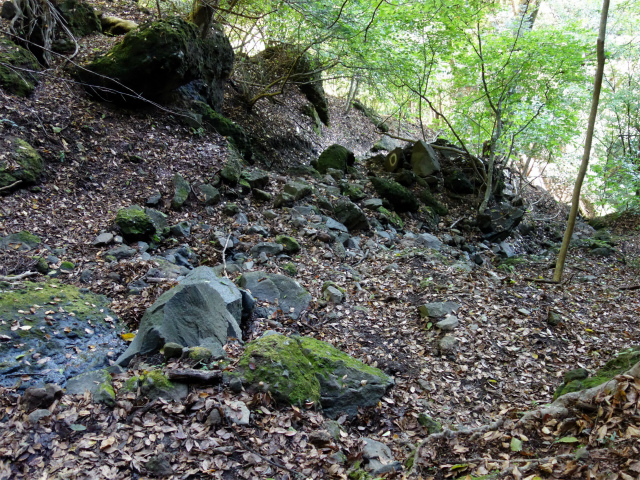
[[284, 180, 312, 200], [250, 242, 283, 256], [76, 17, 234, 111], [233, 333, 393, 418], [384, 147, 405, 173], [57, 0, 101, 37], [333, 199, 369, 232], [145, 208, 170, 237], [115, 205, 155, 240], [171, 172, 190, 209], [444, 169, 474, 194], [65, 369, 115, 405], [316, 145, 355, 174], [415, 233, 443, 251], [237, 271, 310, 320], [0, 281, 124, 389], [411, 140, 441, 177], [418, 189, 448, 215], [21, 384, 63, 412], [372, 136, 402, 152], [123, 370, 188, 402], [0, 137, 44, 189], [276, 235, 301, 253], [100, 15, 138, 35], [242, 169, 269, 189], [419, 301, 460, 318], [477, 203, 525, 242], [362, 438, 402, 476], [0, 38, 41, 97], [116, 266, 244, 366], [0, 230, 41, 251], [200, 184, 220, 205], [370, 177, 419, 213]]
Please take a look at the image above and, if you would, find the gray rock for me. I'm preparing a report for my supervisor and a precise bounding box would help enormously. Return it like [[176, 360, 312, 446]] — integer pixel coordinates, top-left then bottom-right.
[[222, 203, 240, 216], [200, 184, 220, 205], [21, 384, 63, 411], [284, 180, 312, 200], [416, 233, 442, 250], [248, 225, 269, 236], [273, 192, 295, 208], [146, 192, 162, 206], [436, 314, 459, 332], [326, 168, 344, 181], [223, 400, 250, 425], [499, 241, 516, 258], [323, 285, 344, 304], [145, 208, 169, 237], [243, 170, 269, 189], [229, 376, 243, 393], [116, 266, 243, 366], [163, 342, 184, 360], [439, 335, 458, 355], [591, 247, 614, 257], [28, 409, 53, 424], [171, 173, 190, 210], [0, 231, 41, 252], [362, 438, 401, 476], [411, 140, 441, 177], [308, 429, 332, 447], [477, 203, 525, 242], [169, 221, 191, 238], [237, 271, 311, 320], [419, 301, 460, 318], [105, 245, 137, 260], [252, 189, 272, 202], [363, 198, 383, 210], [145, 453, 173, 477], [372, 136, 402, 152], [205, 408, 222, 426], [92, 232, 113, 246], [146, 257, 190, 280], [333, 199, 369, 232], [65, 369, 115, 405], [326, 217, 348, 232], [250, 242, 284, 257]]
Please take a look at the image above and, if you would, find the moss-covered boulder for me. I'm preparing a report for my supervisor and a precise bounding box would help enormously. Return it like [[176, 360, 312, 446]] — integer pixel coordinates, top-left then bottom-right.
[[352, 100, 389, 132], [341, 182, 366, 202], [221, 157, 241, 185], [333, 199, 369, 232], [100, 15, 138, 35], [233, 333, 393, 418], [276, 235, 301, 253], [370, 177, 419, 213], [0, 137, 44, 189], [75, 17, 234, 109], [58, 0, 101, 37], [171, 173, 190, 210], [0, 281, 123, 389], [123, 369, 188, 402], [0, 38, 41, 97], [115, 205, 155, 240], [554, 348, 640, 400], [418, 189, 448, 215], [316, 145, 355, 174], [0, 230, 41, 252], [443, 169, 474, 194]]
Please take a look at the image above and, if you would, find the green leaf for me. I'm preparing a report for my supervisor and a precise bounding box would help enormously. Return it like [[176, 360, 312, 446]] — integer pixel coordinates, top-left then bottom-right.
[[70, 424, 87, 431], [557, 436, 579, 443], [510, 437, 523, 452], [51, 127, 62, 133], [450, 464, 468, 470]]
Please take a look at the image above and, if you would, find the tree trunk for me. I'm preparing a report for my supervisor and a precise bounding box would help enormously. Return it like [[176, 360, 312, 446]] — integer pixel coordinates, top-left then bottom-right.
[[190, 0, 219, 38], [554, 0, 610, 282]]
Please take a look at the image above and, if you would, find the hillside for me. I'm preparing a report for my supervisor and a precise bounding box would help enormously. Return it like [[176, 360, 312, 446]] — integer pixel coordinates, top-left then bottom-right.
[[1, 4, 640, 479]]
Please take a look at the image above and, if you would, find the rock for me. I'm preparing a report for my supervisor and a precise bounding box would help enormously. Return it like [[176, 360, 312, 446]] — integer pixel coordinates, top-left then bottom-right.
[[1, 1, 17, 19], [1, 282, 123, 389], [0, 38, 41, 97], [477, 203, 525, 242], [333, 199, 369, 232], [221, 203, 239, 216], [76, 18, 234, 111], [223, 400, 250, 425], [326, 217, 348, 233], [145, 453, 173, 477], [418, 189, 448, 215], [105, 245, 137, 260], [229, 376, 243, 393], [65, 369, 115, 406], [284, 180, 312, 200], [316, 144, 355, 174], [233, 334, 393, 418], [362, 438, 402, 476], [100, 15, 138, 35], [0, 230, 41, 251], [92, 232, 114, 246], [21, 384, 63, 412], [547, 310, 562, 326], [276, 235, 301, 254], [169, 221, 191, 238], [242, 170, 269, 189], [250, 242, 283, 257], [326, 168, 344, 181], [253, 189, 272, 202], [115, 205, 155, 240], [363, 198, 383, 210], [146, 192, 162, 206], [591, 247, 614, 257], [436, 315, 459, 331], [418, 413, 442, 434], [28, 409, 53, 424], [411, 140, 441, 177], [439, 335, 458, 355], [171, 173, 190, 209], [370, 177, 419, 212], [124, 370, 188, 402], [146, 256, 190, 280], [323, 285, 344, 304], [145, 208, 169, 237], [205, 408, 222, 426], [163, 342, 184, 360], [419, 301, 460, 318], [443, 169, 474, 194], [116, 266, 243, 366], [353, 100, 389, 132], [301, 103, 323, 134], [237, 271, 311, 320], [273, 192, 295, 208], [341, 182, 366, 202], [415, 233, 443, 251], [372, 136, 402, 152], [200, 184, 220, 205], [308, 430, 332, 447], [0, 137, 44, 189], [57, 0, 101, 37], [187, 346, 212, 363]]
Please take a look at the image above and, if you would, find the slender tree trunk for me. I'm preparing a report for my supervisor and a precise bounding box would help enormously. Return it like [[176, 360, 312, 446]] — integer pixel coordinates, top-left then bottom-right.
[[554, 0, 610, 282], [479, 107, 502, 213]]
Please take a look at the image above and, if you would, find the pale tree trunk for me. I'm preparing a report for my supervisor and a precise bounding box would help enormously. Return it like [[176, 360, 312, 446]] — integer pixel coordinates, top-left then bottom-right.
[[345, 76, 360, 113], [554, 0, 610, 282]]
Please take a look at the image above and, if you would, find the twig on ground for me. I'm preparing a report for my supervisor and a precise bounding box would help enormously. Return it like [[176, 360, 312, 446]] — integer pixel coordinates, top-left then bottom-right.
[[0, 180, 22, 192], [0, 271, 38, 282]]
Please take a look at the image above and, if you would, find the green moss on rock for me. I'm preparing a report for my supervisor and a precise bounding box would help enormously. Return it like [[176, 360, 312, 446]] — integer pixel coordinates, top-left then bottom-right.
[[0, 38, 41, 97], [370, 177, 419, 213], [276, 235, 301, 253], [0, 137, 44, 189], [316, 145, 355, 174], [0, 230, 41, 251], [58, 0, 101, 37], [115, 205, 155, 240], [418, 189, 448, 215]]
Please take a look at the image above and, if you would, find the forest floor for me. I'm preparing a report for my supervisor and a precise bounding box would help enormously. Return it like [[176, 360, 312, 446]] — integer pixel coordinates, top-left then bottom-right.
[[1, 5, 640, 479]]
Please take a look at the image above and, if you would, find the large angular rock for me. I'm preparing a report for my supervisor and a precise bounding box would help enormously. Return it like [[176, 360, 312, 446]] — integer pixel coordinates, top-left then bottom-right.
[[0, 282, 123, 389], [333, 199, 369, 232], [0, 137, 44, 189], [237, 271, 310, 320], [233, 334, 393, 418], [316, 145, 355, 174], [411, 140, 441, 177], [477, 203, 525, 242], [0, 38, 41, 97], [415, 233, 443, 251], [370, 177, 419, 213], [66, 369, 115, 405], [115, 205, 155, 240], [171, 173, 190, 209], [116, 267, 243, 366], [284, 180, 312, 200], [75, 17, 234, 110], [58, 0, 101, 37]]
